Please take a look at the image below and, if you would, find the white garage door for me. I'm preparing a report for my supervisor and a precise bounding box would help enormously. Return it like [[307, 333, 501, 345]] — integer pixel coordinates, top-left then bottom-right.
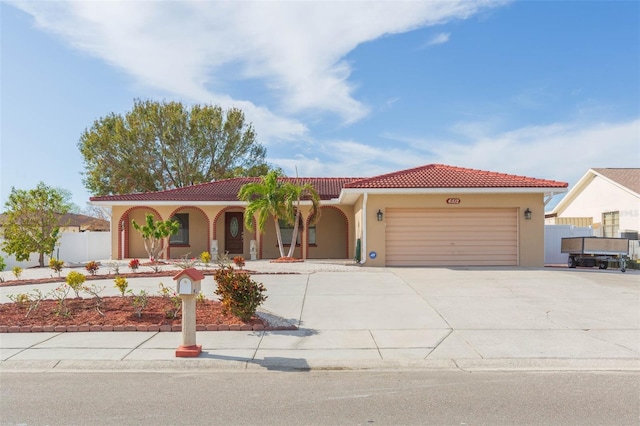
[[385, 208, 518, 266]]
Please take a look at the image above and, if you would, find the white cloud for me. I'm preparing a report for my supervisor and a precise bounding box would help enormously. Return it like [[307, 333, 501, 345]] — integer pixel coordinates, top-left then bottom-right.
[[434, 119, 640, 186], [274, 119, 640, 197], [271, 139, 430, 178], [11, 0, 506, 140], [427, 32, 451, 46]]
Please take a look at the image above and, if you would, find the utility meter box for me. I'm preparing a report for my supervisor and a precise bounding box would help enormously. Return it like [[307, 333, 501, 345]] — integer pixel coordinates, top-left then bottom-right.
[[173, 268, 205, 295]]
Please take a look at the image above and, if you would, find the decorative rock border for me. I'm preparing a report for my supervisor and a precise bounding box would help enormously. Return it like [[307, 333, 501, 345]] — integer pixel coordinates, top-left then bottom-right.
[[0, 324, 298, 333]]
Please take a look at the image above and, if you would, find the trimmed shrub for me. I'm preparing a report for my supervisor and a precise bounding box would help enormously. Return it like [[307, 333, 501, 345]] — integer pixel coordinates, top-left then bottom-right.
[[66, 271, 86, 298], [114, 276, 129, 296], [129, 258, 140, 272], [85, 260, 100, 276], [214, 265, 266, 321], [49, 258, 64, 277], [200, 251, 211, 266], [12, 266, 22, 279]]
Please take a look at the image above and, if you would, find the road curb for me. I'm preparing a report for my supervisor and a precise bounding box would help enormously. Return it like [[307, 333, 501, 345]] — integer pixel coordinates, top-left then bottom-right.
[[2, 357, 638, 373]]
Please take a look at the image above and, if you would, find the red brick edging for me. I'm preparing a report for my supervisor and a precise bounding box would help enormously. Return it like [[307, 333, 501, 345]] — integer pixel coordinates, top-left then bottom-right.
[[0, 324, 297, 333]]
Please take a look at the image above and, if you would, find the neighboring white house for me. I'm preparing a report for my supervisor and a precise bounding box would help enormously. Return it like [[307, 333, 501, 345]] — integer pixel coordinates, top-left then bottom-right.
[[546, 168, 639, 238]]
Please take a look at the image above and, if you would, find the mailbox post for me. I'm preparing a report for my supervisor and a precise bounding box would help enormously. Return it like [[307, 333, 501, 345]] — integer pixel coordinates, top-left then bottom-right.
[[173, 268, 204, 357]]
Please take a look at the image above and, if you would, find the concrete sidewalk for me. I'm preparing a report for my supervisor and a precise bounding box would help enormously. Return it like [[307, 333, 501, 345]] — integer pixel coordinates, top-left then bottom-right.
[[1, 264, 639, 372]]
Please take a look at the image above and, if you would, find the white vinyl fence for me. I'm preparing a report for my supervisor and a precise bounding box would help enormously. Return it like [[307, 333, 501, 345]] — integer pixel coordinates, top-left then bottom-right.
[[0, 232, 111, 270], [544, 225, 594, 265], [629, 240, 640, 261]]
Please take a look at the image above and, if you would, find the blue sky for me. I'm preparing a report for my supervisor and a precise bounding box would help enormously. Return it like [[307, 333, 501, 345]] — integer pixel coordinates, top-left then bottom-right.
[[1, 1, 638, 212]]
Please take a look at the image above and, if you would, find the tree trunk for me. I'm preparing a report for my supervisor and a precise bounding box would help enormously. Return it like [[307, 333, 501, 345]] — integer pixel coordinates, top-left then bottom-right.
[[38, 252, 45, 268], [287, 210, 301, 258], [273, 217, 286, 258], [144, 239, 153, 261], [161, 238, 169, 260]]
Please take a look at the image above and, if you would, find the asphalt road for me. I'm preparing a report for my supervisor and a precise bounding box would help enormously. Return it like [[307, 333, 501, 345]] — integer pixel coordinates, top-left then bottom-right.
[[1, 370, 638, 425]]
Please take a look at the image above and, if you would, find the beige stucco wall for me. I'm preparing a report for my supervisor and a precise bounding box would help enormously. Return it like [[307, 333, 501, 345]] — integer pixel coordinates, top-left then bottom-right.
[[125, 208, 160, 259], [168, 207, 210, 259], [109, 191, 545, 266], [358, 192, 546, 267], [257, 204, 353, 260], [111, 203, 354, 261], [259, 204, 310, 259], [261, 218, 302, 259], [558, 177, 639, 235], [111, 205, 226, 260], [307, 206, 351, 259]]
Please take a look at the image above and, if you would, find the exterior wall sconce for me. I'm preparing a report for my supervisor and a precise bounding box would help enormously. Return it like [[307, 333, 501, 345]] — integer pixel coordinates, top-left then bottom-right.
[[377, 210, 384, 221], [524, 208, 532, 220]]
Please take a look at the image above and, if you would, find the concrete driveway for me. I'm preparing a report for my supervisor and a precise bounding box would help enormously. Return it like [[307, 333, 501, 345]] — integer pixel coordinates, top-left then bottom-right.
[[254, 267, 639, 365], [1, 264, 638, 371]]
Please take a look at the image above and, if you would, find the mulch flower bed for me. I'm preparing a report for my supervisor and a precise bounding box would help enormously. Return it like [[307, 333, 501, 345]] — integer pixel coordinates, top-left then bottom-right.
[[0, 261, 305, 332], [270, 257, 304, 263], [0, 296, 273, 332]]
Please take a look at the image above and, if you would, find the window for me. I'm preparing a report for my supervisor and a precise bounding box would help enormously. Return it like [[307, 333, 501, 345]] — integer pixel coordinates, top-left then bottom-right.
[[279, 217, 316, 245], [602, 211, 619, 238], [170, 213, 189, 245]]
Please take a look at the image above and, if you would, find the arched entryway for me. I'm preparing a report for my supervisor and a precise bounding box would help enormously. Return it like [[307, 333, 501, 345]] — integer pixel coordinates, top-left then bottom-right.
[[213, 207, 255, 258], [166, 207, 210, 259], [117, 207, 162, 260], [306, 206, 349, 259]]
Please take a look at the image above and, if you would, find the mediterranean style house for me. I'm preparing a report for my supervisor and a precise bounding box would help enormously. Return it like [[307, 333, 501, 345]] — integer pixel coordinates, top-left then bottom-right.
[[90, 164, 568, 267]]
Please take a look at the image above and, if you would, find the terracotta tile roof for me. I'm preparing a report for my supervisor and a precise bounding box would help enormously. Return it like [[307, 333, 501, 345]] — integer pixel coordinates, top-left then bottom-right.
[[89, 164, 568, 203], [344, 164, 568, 189], [592, 168, 640, 194], [89, 177, 363, 202]]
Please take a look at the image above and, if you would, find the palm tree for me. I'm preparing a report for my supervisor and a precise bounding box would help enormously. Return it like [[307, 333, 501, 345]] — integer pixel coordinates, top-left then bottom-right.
[[284, 181, 321, 258], [238, 170, 321, 259], [238, 170, 290, 258]]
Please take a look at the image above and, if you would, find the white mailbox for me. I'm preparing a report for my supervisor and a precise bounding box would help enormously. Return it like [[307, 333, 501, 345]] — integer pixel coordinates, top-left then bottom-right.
[[173, 268, 205, 358], [174, 268, 204, 295]]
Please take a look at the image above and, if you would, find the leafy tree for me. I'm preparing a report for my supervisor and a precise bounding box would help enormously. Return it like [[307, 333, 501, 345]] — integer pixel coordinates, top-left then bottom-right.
[[238, 171, 320, 259], [79, 99, 270, 195], [2, 182, 70, 267], [131, 214, 179, 261], [55, 187, 82, 214]]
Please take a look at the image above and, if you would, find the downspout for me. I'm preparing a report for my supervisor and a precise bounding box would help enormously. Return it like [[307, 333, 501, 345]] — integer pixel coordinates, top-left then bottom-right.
[[360, 192, 368, 264]]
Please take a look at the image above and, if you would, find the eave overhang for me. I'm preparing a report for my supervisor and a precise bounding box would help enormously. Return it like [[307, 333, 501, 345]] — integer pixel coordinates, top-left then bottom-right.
[[335, 186, 568, 205]]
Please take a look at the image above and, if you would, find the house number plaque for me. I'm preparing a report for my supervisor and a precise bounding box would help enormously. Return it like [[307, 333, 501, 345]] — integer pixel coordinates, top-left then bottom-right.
[[446, 198, 461, 204]]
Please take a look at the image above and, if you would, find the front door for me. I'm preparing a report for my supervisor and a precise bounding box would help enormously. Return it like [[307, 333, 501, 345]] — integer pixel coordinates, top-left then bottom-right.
[[225, 212, 244, 255]]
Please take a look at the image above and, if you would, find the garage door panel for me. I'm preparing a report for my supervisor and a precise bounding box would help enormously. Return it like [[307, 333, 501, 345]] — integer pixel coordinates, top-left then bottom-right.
[[388, 255, 517, 262], [387, 239, 517, 248], [387, 217, 515, 228], [388, 232, 517, 242], [385, 208, 518, 266], [387, 259, 516, 267], [387, 245, 517, 256], [387, 247, 517, 255]]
